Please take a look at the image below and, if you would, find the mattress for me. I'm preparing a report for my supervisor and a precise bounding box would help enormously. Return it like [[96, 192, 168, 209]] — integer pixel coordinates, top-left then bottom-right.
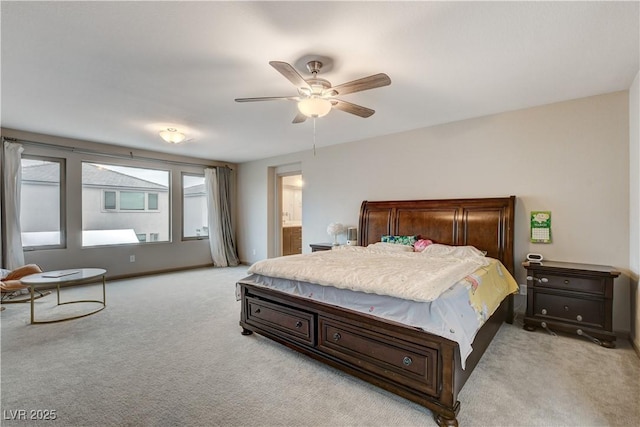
[[239, 254, 517, 368], [247, 243, 494, 302]]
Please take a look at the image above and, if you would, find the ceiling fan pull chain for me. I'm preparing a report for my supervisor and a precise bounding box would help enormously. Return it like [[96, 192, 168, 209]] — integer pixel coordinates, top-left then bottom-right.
[[313, 118, 317, 156]]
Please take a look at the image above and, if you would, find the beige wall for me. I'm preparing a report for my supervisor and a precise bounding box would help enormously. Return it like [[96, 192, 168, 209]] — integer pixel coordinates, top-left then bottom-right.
[[237, 91, 631, 333]]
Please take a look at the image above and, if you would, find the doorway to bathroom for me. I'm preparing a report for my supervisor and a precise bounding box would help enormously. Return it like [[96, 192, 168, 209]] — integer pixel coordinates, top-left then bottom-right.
[[279, 174, 302, 256]]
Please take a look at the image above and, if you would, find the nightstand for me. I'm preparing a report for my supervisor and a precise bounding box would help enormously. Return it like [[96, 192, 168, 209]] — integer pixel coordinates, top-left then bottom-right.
[[522, 261, 620, 348], [310, 243, 334, 252]]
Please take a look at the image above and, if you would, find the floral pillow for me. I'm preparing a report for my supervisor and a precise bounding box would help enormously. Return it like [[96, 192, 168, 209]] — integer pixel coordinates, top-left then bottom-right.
[[380, 235, 417, 246]]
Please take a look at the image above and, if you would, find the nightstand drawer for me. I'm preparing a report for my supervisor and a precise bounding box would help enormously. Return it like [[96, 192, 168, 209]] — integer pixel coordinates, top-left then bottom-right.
[[530, 273, 605, 295], [533, 291, 604, 328]]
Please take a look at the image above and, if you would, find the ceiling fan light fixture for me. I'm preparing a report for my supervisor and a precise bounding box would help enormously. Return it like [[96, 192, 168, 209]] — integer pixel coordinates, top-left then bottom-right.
[[159, 128, 186, 144], [297, 97, 332, 118]]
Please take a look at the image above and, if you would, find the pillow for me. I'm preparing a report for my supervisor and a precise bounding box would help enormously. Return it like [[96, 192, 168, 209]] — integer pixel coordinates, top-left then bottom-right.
[[413, 238, 433, 252], [380, 235, 417, 246], [421, 243, 486, 258], [367, 242, 415, 253]]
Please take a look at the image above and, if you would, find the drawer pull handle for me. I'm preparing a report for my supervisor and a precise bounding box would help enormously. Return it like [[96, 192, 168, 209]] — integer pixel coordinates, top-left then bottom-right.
[[576, 315, 583, 322], [295, 321, 303, 328], [564, 279, 570, 285], [403, 356, 413, 366], [541, 321, 557, 336], [541, 308, 547, 315], [254, 308, 261, 314], [564, 305, 569, 312], [526, 276, 548, 284], [333, 332, 341, 341], [577, 329, 602, 346]]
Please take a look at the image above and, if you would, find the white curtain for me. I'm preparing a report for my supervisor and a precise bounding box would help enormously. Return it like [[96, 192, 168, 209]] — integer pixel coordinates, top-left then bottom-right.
[[2, 140, 25, 269], [204, 167, 238, 267]]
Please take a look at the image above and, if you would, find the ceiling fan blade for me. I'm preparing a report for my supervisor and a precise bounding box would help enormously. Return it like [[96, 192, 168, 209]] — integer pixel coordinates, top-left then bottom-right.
[[235, 96, 299, 102], [269, 61, 311, 90], [330, 73, 391, 96], [292, 112, 307, 124], [331, 99, 375, 118]]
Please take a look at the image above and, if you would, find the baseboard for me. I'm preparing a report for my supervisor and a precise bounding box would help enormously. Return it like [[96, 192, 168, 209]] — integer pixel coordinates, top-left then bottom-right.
[[107, 263, 215, 282], [616, 329, 640, 360]]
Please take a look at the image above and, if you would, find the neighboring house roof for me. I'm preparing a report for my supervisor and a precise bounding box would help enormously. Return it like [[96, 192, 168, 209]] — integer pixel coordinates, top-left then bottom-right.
[[184, 183, 206, 196], [21, 163, 60, 183], [22, 162, 167, 190]]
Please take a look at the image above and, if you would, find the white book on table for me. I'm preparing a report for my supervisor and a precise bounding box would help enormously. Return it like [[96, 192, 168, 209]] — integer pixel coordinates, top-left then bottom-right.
[[42, 270, 79, 278]]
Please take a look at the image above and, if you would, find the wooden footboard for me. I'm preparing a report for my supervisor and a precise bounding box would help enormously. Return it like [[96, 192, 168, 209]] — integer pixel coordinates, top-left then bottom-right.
[[239, 281, 509, 426]]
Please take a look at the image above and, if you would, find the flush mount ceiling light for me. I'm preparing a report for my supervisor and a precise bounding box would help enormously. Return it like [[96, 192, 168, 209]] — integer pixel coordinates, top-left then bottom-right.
[[159, 128, 186, 144], [297, 97, 332, 118]]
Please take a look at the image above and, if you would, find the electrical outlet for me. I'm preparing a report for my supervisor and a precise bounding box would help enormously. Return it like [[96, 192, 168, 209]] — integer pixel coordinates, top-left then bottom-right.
[[130, 255, 135, 262], [519, 284, 527, 295], [252, 249, 256, 256]]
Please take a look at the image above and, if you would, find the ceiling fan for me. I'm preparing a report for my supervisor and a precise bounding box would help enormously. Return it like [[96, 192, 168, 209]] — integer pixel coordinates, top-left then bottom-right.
[[235, 60, 391, 123]]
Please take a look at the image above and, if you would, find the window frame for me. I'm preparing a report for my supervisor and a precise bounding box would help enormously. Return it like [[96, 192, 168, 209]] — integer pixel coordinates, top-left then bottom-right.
[[82, 161, 170, 247], [20, 155, 67, 251], [182, 172, 209, 241]]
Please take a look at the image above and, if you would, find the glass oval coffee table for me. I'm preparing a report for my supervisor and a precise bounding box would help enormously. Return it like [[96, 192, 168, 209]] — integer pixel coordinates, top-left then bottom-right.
[[20, 268, 107, 324]]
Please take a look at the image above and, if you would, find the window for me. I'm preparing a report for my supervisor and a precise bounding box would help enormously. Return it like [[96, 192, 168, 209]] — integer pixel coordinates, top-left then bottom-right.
[[148, 193, 158, 210], [82, 162, 169, 247], [182, 173, 208, 239], [104, 191, 116, 210], [102, 190, 160, 212], [120, 191, 145, 210], [21, 156, 65, 249]]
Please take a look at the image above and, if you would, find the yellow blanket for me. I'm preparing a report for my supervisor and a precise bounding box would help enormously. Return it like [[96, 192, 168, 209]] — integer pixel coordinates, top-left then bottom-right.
[[462, 259, 519, 323]]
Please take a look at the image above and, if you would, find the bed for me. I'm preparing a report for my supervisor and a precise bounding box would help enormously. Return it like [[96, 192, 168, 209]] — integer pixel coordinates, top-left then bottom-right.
[[238, 196, 516, 426]]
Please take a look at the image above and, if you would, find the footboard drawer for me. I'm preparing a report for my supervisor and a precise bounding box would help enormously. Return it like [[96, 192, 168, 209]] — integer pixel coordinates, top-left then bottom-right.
[[318, 317, 440, 396], [245, 296, 315, 346]]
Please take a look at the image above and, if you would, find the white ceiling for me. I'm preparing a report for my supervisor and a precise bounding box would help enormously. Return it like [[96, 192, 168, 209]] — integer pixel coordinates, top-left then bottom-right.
[[1, 1, 638, 164]]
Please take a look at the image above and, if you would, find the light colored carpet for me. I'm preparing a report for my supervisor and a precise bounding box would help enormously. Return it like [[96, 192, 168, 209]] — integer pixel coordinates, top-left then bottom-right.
[[1, 266, 638, 426]]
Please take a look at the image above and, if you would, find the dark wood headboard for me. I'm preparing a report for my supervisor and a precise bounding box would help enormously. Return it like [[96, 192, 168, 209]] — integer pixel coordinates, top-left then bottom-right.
[[358, 196, 516, 274]]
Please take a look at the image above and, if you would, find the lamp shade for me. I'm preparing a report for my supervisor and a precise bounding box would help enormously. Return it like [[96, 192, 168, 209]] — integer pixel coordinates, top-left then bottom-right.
[[159, 128, 186, 144], [297, 97, 332, 118]]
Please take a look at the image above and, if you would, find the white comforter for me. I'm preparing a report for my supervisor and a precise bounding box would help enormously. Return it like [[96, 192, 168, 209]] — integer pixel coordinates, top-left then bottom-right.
[[248, 244, 490, 302]]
